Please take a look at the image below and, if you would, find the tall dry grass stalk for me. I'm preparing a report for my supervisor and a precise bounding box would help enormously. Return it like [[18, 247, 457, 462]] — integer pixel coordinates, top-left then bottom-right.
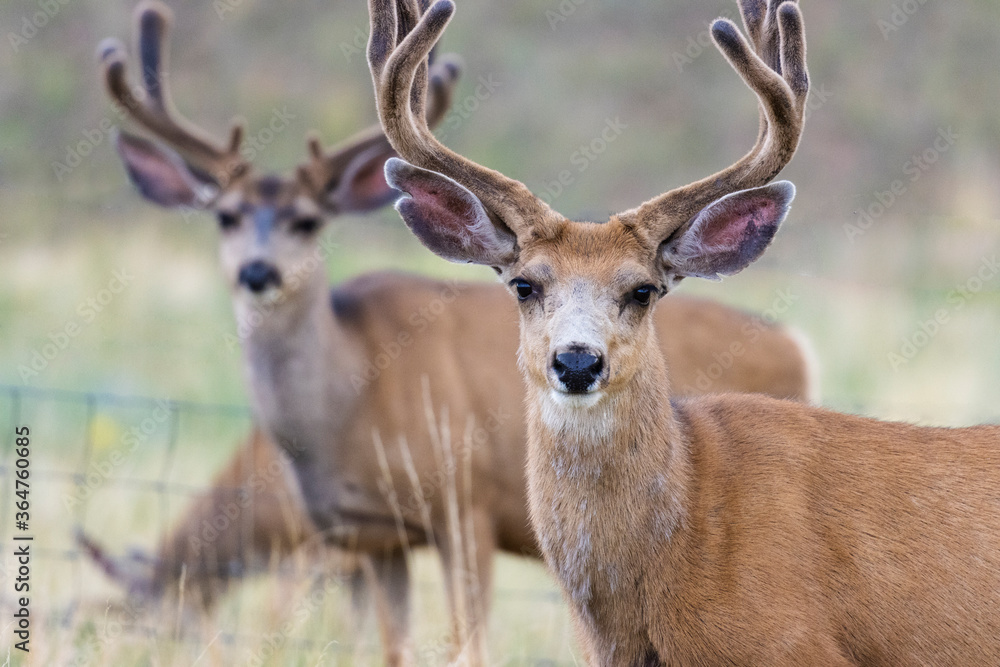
[[369, 376, 491, 666]]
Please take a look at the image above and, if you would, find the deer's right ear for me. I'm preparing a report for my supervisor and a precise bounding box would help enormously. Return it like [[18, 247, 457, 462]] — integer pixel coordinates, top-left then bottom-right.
[[325, 141, 401, 213], [114, 131, 214, 209], [385, 158, 517, 266]]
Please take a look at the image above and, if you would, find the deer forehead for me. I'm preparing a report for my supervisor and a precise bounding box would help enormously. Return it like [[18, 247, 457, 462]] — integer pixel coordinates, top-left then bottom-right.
[[518, 219, 660, 290], [217, 176, 321, 217]]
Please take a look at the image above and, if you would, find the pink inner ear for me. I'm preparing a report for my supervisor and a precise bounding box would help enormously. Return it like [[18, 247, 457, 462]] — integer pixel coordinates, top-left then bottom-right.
[[410, 181, 477, 228], [405, 182, 495, 258], [387, 159, 513, 265], [700, 197, 778, 250], [396, 168, 484, 241], [116, 134, 199, 207]]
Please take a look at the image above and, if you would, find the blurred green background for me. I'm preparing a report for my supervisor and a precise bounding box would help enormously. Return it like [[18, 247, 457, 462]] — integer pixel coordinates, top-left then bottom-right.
[[2, 0, 1000, 664], [4, 0, 1000, 422]]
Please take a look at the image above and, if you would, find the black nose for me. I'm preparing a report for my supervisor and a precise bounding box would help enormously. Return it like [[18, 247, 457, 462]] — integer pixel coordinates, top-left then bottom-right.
[[238, 261, 282, 293], [553, 350, 604, 394]]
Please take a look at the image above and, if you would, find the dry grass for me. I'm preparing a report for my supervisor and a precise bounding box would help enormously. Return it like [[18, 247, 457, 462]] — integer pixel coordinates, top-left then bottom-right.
[[0, 433, 576, 666]]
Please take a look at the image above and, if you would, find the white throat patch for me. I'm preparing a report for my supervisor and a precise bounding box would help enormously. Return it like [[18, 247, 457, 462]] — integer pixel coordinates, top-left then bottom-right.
[[539, 389, 618, 445]]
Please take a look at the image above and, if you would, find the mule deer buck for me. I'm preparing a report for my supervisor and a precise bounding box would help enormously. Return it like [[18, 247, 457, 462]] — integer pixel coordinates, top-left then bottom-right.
[[372, 0, 1000, 664], [98, 1, 814, 662]]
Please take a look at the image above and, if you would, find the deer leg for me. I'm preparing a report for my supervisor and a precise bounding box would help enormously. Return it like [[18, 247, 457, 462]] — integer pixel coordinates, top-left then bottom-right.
[[344, 555, 372, 634], [364, 548, 412, 667]]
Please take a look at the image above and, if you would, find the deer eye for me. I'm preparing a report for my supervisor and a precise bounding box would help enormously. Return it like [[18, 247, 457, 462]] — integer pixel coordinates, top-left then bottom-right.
[[511, 279, 535, 301], [217, 212, 240, 231], [631, 285, 656, 306], [290, 217, 321, 235]]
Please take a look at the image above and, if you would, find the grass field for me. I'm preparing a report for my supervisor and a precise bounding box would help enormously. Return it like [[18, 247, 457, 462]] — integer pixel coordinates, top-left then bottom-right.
[[4, 0, 1000, 664]]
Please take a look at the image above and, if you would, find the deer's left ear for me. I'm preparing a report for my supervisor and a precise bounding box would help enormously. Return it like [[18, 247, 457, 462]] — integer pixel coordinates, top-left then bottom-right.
[[659, 181, 795, 286]]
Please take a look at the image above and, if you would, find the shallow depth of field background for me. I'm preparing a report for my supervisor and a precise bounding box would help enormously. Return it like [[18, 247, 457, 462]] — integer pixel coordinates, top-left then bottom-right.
[[2, 0, 1000, 664]]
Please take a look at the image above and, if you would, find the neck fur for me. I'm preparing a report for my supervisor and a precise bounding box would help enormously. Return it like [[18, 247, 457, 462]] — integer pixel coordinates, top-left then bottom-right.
[[525, 332, 691, 560], [529, 340, 686, 476], [523, 331, 691, 630], [233, 269, 361, 436], [233, 268, 329, 347]]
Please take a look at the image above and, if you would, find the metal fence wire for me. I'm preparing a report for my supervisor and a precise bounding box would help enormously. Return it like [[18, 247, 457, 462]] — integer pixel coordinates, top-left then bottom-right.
[[0, 383, 575, 666]]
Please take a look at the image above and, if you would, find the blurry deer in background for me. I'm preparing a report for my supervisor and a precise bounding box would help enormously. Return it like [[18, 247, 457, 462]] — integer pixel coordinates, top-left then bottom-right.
[[374, 0, 1000, 664], [77, 428, 369, 618], [93, 1, 815, 663]]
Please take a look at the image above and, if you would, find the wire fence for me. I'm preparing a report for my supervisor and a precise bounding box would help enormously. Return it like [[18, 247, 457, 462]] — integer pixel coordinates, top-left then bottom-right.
[[0, 383, 576, 666], [0, 383, 244, 534]]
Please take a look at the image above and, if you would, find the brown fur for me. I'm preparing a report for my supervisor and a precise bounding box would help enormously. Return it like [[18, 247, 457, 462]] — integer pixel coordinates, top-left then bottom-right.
[[386, 208, 1000, 666]]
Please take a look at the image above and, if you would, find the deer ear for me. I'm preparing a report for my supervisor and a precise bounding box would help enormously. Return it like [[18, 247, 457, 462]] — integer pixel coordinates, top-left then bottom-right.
[[327, 141, 401, 213], [385, 158, 517, 266], [659, 181, 794, 285], [114, 131, 214, 209]]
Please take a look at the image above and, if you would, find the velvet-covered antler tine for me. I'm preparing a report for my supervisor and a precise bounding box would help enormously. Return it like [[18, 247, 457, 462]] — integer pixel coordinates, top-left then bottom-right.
[[297, 48, 461, 197], [99, 1, 247, 186], [740, 0, 768, 49], [629, 0, 808, 239], [394, 0, 430, 136], [425, 55, 461, 129], [369, 0, 552, 234]]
